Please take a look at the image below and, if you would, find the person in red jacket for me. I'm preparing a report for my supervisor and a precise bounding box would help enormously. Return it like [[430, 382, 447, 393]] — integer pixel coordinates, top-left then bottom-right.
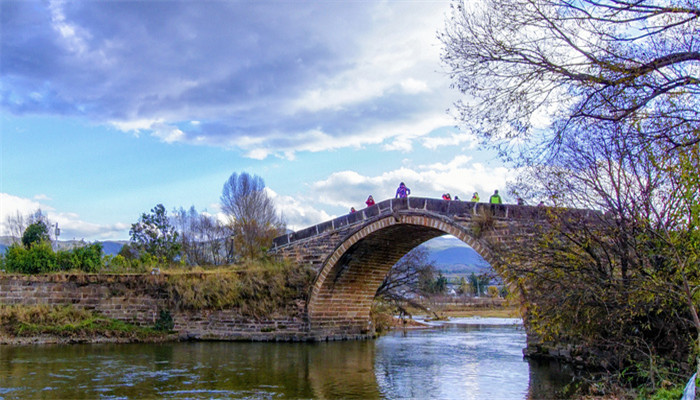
[[365, 195, 376, 207]]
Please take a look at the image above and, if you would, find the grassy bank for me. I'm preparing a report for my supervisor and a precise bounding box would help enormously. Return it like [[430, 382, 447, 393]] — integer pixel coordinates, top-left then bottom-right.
[[161, 261, 316, 317], [0, 304, 169, 343]]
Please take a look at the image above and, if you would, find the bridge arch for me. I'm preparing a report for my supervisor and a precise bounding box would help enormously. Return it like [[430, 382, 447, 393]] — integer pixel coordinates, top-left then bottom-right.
[[270, 197, 596, 340], [307, 212, 496, 340]]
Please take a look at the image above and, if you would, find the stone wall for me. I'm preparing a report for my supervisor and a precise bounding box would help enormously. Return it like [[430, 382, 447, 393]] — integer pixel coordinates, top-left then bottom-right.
[[0, 274, 310, 341]]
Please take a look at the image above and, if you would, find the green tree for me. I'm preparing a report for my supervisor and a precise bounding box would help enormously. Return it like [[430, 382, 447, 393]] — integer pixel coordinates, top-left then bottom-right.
[[129, 204, 181, 262], [457, 276, 470, 295], [468, 273, 490, 297], [220, 172, 284, 261], [21, 221, 50, 249]]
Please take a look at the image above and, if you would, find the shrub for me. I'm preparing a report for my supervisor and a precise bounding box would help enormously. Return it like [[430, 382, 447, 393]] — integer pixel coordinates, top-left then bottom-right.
[[154, 309, 174, 332], [4, 242, 57, 274], [4, 242, 103, 274], [471, 208, 494, 238], [71, 243, 103, 272]]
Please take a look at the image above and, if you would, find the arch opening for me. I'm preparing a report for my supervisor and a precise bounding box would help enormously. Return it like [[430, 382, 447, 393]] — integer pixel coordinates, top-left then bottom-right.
[[307, 214, 498, 340]]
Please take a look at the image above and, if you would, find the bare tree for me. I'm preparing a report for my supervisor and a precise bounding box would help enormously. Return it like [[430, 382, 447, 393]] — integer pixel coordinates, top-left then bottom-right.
[[376, 246, 439, 314], [4, 209, 54, 244], [4, 211, 27, 243], [220, 172, 284, 261], [441, 0, 699, 159], [171, 206, 234, 266]]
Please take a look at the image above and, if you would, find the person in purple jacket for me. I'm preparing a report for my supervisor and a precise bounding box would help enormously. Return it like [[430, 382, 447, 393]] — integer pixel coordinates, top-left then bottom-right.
[[395, 182, 411, 198]]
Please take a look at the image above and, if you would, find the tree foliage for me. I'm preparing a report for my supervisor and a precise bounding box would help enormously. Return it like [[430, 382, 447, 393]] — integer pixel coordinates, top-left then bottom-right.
[[21, 221, 50, 249], [441, 0, 700, 391], [5, 209, 51, 245], [129, 204, 181, 262], [220, 172, 284, 261]]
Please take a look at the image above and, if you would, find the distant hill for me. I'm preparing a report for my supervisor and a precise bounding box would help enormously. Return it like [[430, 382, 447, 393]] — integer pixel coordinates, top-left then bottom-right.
[[100, 241, 127, 256], [418, 235, 491, 277]]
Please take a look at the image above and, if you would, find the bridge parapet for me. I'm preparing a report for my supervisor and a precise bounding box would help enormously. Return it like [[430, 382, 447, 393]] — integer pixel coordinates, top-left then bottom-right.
[[271, 197, 575, 250]]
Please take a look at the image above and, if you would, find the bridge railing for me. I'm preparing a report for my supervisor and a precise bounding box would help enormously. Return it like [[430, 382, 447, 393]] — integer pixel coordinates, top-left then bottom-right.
[[271, 197, 599, 249]]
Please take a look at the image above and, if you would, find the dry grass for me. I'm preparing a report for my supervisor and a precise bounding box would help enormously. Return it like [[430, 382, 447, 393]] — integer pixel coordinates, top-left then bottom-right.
[[162, 260, 316, 318], [406, 301, 521, 319], [0, 304, 164, 339]]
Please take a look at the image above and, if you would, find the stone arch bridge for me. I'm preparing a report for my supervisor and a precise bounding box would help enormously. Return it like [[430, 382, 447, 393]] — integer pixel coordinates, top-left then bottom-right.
[[270, 197, 597, 340]]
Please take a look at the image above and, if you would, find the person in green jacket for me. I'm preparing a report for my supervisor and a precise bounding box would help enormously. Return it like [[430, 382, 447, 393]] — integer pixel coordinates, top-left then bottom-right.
[[489, 190, 502, 204], [470, 192, 480, 202]]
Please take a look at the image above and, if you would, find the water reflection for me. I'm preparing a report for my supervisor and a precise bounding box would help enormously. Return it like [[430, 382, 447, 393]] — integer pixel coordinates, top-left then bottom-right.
[[375, 325, 530, 399], [0, 323, 572, 399]]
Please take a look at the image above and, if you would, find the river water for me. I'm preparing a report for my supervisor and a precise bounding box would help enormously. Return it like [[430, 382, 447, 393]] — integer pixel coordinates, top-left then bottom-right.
[[0, 319, 574, 399]]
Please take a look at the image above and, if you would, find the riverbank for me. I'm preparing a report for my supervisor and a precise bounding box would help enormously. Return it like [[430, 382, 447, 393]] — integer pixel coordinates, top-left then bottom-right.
[[406, 301, 521, 319], [385, 303, 522, 331]]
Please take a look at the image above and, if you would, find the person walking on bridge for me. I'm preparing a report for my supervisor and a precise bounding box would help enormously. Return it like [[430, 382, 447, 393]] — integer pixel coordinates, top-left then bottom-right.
[[395, 182, 411, 198], [471, 192, 480, 202], [489, 190, 502, 204], [365, 195, 375, 207]]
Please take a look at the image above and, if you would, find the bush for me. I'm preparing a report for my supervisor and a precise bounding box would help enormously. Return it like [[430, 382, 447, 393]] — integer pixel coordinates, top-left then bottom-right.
[[71, 243, 103, 272], [4, 242, 103, 274], [4, 242, 56, 274], [154, 309, 174, 331]]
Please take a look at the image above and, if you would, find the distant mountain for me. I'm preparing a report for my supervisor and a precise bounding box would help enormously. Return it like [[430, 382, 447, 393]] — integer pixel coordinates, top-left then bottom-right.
[[100, 241, 127, 256], [418, 235, 491, 277]]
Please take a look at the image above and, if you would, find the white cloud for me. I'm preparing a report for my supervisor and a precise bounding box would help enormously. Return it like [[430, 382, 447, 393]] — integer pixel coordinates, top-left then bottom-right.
[[422, 131, 478, 150], [301, 155, 513, 218], [151, 122, 185, 144], [267, 188, 333, 231], [0, 193, 48, 236], [400, 78, 429, 94], [273, 154, 516, 233]]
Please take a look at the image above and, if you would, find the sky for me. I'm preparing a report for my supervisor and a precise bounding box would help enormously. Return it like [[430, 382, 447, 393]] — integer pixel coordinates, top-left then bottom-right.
[[0, 0, 512, 241]]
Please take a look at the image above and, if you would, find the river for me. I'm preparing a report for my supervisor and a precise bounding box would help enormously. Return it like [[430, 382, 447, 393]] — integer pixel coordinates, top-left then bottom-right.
[[0, 318, 574, 399]]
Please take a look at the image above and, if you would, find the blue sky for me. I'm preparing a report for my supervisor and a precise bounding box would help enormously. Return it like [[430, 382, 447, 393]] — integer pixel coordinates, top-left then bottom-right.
[[1, 0, 511, 241]]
